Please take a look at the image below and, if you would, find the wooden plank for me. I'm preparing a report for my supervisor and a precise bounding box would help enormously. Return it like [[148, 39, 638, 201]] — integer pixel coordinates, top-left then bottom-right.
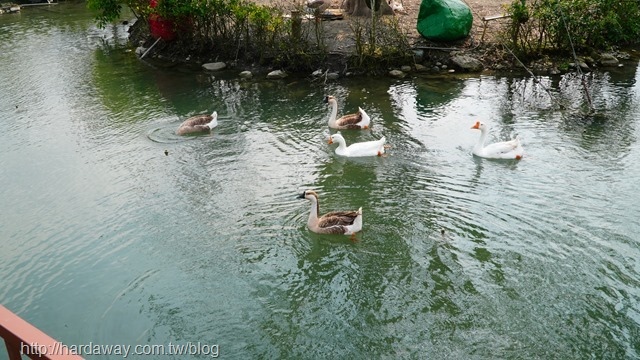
[[482, 14, 511, 22]]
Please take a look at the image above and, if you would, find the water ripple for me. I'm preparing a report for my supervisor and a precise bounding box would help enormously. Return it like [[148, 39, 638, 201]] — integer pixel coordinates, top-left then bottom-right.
[[2, 9, 640, 358]]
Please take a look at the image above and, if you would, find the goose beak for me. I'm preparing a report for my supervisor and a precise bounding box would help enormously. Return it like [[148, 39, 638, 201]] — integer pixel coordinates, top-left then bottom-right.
[[471, 121, 480, 129], [297, 193, 306, 199], [328, 138, 333, 144], [323, 96, 329, 104]]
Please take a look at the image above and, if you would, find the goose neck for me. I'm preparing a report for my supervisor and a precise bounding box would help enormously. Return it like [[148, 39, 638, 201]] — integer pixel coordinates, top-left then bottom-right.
[[474, 128, 488, 152], [333, 135, 348, 151], [327, 100, 338, 127], [307, 196, 319, 226]]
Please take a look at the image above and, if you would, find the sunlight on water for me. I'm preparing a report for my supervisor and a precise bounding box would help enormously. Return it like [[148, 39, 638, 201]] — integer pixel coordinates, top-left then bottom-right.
[[1, 3, 640, 359]]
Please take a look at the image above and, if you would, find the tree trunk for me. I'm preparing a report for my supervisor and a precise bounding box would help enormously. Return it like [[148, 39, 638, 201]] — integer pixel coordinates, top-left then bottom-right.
[[345, 0, 394, 16]]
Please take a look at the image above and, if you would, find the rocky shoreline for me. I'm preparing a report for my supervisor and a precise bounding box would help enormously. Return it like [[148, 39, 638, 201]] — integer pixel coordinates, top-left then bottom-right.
[[128, 2, 640, 80]]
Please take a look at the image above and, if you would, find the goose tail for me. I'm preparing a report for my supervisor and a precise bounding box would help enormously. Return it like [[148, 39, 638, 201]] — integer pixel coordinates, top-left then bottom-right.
[[358, 107, 371, 127], [352, 207, 363, 232], [208, 111, 218, 129], [378, 137, 387, 154]]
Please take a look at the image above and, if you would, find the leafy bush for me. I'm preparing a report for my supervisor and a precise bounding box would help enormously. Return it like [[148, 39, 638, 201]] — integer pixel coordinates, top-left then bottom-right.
[[87, 0, 148, 28], [505, 0, 640, 56], [349, 13, 412, 72], [87, 0, 324, 68], [87, 0, 412, 72]]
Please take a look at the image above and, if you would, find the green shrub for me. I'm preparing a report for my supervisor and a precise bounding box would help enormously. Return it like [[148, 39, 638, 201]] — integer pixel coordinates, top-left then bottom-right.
[[88, 0, 324, 68], [505, 0, 640, 56], [349, 14, 412, 72], [87, 0, 412, 73]]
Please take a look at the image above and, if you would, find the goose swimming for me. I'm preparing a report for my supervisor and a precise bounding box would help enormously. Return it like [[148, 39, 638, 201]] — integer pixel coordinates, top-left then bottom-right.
[[471, 121, 524, 160], [298, 190, 363, 237], [176, 111, 218, 135], [324, 95, 370, 130]]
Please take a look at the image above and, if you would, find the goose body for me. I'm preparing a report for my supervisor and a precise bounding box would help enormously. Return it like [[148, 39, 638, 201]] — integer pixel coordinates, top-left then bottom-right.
[[298, 190, 363, 235], [176, 111, 218, 135], [324, 95, 370, 130], [329, 132, 386, 157], [471, 121, 523, 160]]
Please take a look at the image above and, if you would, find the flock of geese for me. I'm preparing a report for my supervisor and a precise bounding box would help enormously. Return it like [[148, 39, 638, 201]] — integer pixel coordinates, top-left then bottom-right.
[[175, 95, 524, 239]]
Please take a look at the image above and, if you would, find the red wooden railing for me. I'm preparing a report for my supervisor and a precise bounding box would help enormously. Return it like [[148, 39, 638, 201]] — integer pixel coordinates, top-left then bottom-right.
[[0, 305, 83, 360]]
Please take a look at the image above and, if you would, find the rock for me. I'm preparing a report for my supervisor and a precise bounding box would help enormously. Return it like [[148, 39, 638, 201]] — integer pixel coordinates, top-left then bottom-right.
[[135, 46, 145, 56], [450, 54, 483, 72], [549, 67, 561, 75], [266, 70, 288, 79], [326, 72, 340, 80], [389, 70, 406, 78], [311, 69, 324, 77], [202, 62, 227, 71], [617, 52, 631, 60], [432, 66, 440, 72], [417, 0, 473, 41], [599, 53, 619, 67], [415, 64, 428, 72], [239, 70, 253, 79], [570, 62, 590, 71], [401, 65, 412, 72]]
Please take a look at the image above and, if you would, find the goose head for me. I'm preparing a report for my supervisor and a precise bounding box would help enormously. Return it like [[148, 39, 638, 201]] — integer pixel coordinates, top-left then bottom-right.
[[328, 132, 345, 145], [298, 190, 319, 201], [471, 121, 487, 131], [323, 95, 337, 106]]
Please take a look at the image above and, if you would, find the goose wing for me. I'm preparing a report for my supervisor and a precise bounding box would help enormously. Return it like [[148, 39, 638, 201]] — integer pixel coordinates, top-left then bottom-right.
[[318, 210, 359, 228], [180, 114, 213, 127], [335, 112, 364, 128], [483, 138, 521, 157], [345, 137, 386, 156]]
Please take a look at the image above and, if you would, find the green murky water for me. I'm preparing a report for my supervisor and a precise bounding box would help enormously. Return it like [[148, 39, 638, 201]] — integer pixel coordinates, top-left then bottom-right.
[[1, 3, 640, 359]]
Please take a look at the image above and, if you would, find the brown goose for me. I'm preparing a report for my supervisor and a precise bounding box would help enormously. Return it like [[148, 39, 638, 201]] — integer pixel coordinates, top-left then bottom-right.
[[176, 111, 218, 135], [297, 190, 363, 236], [324, 95, 370, 130]]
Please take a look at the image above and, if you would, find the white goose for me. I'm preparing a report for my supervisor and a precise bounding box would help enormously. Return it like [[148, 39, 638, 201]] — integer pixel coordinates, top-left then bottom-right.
[[324, 95, 371, 130], [176, 111, 218, 135], [298, 190, 363, 236], [328, 132, 386, 157], [471, 121, 524, 160]]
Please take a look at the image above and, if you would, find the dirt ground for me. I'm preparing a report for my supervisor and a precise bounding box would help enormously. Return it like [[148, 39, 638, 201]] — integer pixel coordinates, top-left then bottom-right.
[[252, 0, 511, 53]]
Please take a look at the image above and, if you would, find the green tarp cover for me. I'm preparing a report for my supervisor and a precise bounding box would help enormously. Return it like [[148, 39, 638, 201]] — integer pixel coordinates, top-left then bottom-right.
[[416, 0, 473, 41]]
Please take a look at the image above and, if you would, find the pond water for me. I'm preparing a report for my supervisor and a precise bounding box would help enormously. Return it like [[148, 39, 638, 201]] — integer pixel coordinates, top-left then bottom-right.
[[1, 3, 640, 359]]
